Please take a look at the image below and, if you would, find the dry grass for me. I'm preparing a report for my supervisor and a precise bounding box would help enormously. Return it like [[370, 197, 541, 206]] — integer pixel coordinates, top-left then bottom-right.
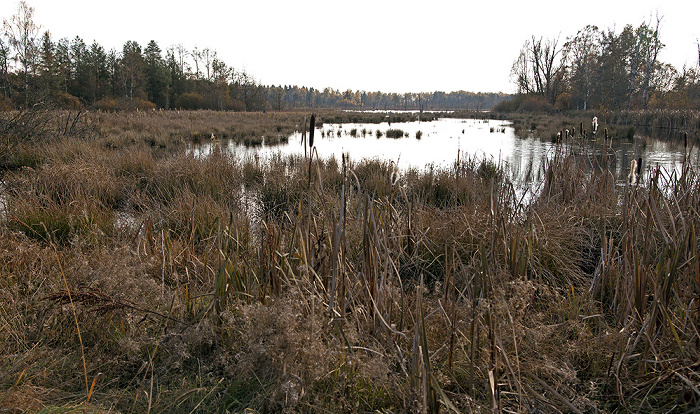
[[0, 110, 698, 413]]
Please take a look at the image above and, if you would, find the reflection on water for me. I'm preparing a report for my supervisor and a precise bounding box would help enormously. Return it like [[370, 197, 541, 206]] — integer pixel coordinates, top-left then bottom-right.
[[189, 118, 700, 194]]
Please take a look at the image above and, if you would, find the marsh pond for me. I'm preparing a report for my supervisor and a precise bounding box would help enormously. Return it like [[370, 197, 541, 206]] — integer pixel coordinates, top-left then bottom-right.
[[190, 117, 699, 196]]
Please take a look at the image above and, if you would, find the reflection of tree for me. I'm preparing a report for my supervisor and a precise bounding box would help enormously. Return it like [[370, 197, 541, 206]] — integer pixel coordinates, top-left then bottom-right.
[[507, 134, 551, 191]]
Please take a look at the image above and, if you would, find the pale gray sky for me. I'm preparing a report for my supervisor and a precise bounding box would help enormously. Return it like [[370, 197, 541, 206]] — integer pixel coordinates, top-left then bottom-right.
[[2, 0, 698, 94]]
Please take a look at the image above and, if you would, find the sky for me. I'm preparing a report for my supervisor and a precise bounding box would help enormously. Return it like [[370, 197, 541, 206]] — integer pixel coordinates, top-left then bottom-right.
[[1, 0, 698, 94]]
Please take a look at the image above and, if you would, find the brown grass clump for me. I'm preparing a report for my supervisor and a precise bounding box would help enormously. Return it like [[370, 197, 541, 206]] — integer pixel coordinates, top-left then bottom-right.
[[0, 109, 698, 413]]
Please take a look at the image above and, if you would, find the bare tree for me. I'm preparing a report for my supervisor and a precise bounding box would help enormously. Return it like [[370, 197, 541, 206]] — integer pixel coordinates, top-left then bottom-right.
[[640, 15, 663, 108], [626, 28, 641, 110], [202, 48, 213, 81], [3, 0, 41, 105], [169, 43, 189, 75], [510, 39, 534, 95], [532, 35, 565, 105], [511, 36, 565, 105], [191, 46, 202, 79], [0, 37, 10, 99]]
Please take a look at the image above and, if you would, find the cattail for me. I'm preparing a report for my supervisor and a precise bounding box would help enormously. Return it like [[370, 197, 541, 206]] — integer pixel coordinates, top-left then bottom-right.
[[390, 161, 400, 186], [211, 133, 221, 156], [309, 113, 316, 148], [604, 128, 608, 140], [684, 132, 688, 149], [628, 159, 638, 185], [565, 129, 569, 139], [636, 157, 642, 177]]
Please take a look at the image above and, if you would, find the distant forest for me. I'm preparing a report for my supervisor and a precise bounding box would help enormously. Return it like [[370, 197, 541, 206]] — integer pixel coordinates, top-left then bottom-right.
[[0, 2, 507, 112], [5, 3, 699, 114]]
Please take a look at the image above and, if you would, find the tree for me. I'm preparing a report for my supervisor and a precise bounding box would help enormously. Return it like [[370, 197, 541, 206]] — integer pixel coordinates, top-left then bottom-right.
[[0, 35, 12, 99], [564, 25, 601, 110], [87, 41, 109, 104], [119, 40, 143, 100], [68, 36, 89, 100], [165, 46, 186, 108], [531, 36, 565, 105], [639, 16, 663, 108], [511, 36, 565, 105], [232, 69, 262, 110], [37, 30, 59, 98], [191, 46, 202, 79], [269, 85, 285, 110], [144, 40, 169, 107], [597, 27, 633, 110], [105, 48, 118, 98], [511, 39, 535, 95], [54, 37, 71, 95], [3, 0, 41, 105], [209, 55, 231, 109]]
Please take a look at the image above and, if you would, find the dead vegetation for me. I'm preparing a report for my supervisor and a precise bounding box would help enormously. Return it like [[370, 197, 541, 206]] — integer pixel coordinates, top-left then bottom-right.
[[0, 110, 699, 413]]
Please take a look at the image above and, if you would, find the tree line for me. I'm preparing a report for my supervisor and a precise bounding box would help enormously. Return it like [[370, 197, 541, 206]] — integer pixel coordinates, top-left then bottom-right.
[[508, 16, 700, 112], [1, 1, 507, 112]]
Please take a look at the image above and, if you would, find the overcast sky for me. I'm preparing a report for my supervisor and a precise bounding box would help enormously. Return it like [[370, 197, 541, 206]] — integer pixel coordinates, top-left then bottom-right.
[[2, 0, 698, 94]]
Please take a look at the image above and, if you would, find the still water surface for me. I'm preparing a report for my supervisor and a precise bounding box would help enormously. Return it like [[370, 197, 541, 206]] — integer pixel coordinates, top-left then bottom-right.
[[190, 118, 699, 192]]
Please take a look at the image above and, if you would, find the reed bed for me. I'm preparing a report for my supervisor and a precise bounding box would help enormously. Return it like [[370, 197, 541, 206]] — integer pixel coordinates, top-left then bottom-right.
[[0, 110, 699, 413]]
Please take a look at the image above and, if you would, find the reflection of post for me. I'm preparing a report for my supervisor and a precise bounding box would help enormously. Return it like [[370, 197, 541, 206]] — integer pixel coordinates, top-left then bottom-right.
[[418, 94, 423, 122], [302, 116, 307, 159], [309, 113, 316, 149]]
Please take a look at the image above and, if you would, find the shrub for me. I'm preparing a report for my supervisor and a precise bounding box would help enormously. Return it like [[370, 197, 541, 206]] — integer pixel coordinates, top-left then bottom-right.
[[121, 98, 157, 111], [492, 94, 555, 114], [517, 95, 555, 113], [492, 95, 524, 113], [94, 98, 119, 111], [55, 93, 83, 109], [0, 94, 13, 111], [176, 92, 206, 110]]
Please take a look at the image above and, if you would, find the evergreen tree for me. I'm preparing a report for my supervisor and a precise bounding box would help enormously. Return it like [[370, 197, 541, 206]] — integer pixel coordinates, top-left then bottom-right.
[[68, 36, 89, 101], [86, 42, 109, 104], [144, 40, 169, 107], [165, 47, 186, 108], [54, 37, 71, 95], [37, 31, 58, 97]]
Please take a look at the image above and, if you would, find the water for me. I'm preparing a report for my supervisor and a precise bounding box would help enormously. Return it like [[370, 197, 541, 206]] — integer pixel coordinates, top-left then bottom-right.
[[189, 118, 700, 191]]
